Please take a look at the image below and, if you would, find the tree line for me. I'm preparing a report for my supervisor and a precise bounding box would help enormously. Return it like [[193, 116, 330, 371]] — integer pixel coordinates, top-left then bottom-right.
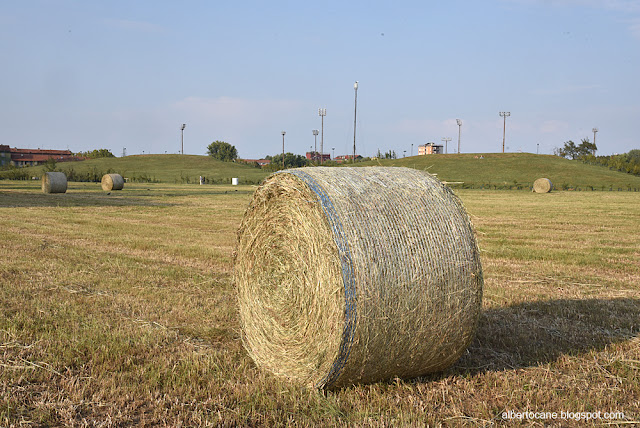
[[206, 140, 369, 170], [582, 150, 640, 176], [555, 139, 640, 177]]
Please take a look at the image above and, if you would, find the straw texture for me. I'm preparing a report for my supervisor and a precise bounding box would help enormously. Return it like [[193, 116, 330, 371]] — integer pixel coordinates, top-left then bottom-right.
[[41, 172, 67, 194], [533, 178, 553, 193], [101, 173, 124, 191], [235, 166, 483, 389]]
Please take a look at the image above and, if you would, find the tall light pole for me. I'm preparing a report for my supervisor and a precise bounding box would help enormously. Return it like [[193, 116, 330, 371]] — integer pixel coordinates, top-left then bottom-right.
[[312, 129, 319, 162], [411, 143, 414, 157], [332, 147, 335, 160], [181, 123, 186, 155], [499, 112, 510, 153], [318, 108, 326, 164], [537, 143, 539, 154], [353, 81, 358, 163], [281, 131, 286, 169], [442, 137, 452, 154], [592, 127, 598, 155], [456, 119, 462, 154]]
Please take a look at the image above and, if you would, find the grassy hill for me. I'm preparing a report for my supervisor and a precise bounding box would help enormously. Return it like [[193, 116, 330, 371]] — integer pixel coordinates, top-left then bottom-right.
[[7, 154, 269, 185], [3, 152, 640, 190], [358, 153, 640, 190]]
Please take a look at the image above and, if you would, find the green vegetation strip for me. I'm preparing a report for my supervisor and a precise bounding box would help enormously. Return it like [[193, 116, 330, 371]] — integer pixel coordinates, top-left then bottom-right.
[[4, 152, 640, 190]]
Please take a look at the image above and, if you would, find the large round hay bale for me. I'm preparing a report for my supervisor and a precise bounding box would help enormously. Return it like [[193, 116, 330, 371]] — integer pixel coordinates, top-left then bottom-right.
[[101, 173, 124, 191], [41, 172, 67, 194], [533, 178, 553, 193], [234, 167, 483, 389]]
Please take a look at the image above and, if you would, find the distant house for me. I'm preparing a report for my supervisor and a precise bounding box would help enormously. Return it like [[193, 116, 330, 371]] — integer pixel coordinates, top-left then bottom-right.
[[305, 152, 331, 162], [334, 154, 362, 163], [0, 145, 80, 167], [0, 145, 10, 167], [238, 158, 271, 166], [418, 143, 443, 155]]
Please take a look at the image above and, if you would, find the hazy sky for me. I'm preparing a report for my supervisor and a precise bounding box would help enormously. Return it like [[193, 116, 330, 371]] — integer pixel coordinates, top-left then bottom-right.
[[1, 0, 639, 158]]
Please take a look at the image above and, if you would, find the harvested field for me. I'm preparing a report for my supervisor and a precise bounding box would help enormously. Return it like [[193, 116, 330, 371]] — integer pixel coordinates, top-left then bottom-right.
[[1, 181, 638, 426]]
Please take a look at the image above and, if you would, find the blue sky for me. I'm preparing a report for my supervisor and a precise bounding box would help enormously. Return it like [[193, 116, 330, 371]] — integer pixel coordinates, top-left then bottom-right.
[[1, 0, 639, 158]]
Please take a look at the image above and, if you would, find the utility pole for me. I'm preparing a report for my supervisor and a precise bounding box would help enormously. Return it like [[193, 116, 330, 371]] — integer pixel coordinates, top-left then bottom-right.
[[181, 123, 186, 154], [499, 112, 510, 153], [318, 108, 326, 164], [281, 131, 286, 169], [411, 143, 413, 157], [353, 81, 358, 163], [592, 127, 598, 155], [456, 119, 462, 153], [537, 143, 539, 154], [312, 129, 319, 162], [442, 137, 452, 154]]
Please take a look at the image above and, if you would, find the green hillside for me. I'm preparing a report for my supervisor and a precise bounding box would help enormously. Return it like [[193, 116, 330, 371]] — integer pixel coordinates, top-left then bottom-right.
[[358, 153, 640, 190], [9, 154, 269, 185], [3, 152, 640, 190]]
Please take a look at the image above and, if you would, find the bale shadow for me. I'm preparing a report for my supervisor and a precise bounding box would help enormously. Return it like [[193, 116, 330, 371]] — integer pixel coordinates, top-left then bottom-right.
[[446, 298, 640, 376], [0, 191, 173, 208]]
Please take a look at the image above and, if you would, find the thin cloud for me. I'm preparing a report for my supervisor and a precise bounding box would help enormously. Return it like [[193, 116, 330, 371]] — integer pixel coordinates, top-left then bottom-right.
[[504, 0, 640, 12], [540, 120, 570, 133], [105, 19, 165, 33], [173, 96, 303, 126], [504, 0, 640, 38], [531, 84, 602, 95], [629, 17, 640, 39]]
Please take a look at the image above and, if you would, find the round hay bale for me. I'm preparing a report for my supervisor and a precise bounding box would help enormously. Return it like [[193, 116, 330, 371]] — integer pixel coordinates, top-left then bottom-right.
[[533, 178, 553, 193], [234, 166, 483, 389], [41, 172, 67, 194], [101, 173, 124, 191]]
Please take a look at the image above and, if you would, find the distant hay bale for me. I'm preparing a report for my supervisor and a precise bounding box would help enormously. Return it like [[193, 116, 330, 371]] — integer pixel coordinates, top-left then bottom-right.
[[533, 178, 553, 193], [234, 166, 483, 389], [41, 172, 67, 194], [101, 173, 124, 191]]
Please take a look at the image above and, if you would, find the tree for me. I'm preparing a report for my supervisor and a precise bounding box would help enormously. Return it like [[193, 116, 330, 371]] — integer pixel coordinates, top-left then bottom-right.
[[578, 138, 597, 156], [265, 153, 309, 171], [556, 140, 579, 159], [556, 138, 597, 160], [42, 157, 57, 172], [207, 141, 238, 162], [625, 149, 640, 162], [76, 149, 115, 159]]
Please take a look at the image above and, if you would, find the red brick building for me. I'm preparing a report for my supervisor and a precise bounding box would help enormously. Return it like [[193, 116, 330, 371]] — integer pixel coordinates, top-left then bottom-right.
[[237, 158, 271, 166], [334, 154, 362, 163], [305, 152, 331, 162], [0, 145, 80, 167]]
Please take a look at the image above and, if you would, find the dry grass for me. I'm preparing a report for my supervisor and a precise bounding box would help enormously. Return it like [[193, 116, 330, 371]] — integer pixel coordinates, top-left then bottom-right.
[[1, 181, 638, 426]]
